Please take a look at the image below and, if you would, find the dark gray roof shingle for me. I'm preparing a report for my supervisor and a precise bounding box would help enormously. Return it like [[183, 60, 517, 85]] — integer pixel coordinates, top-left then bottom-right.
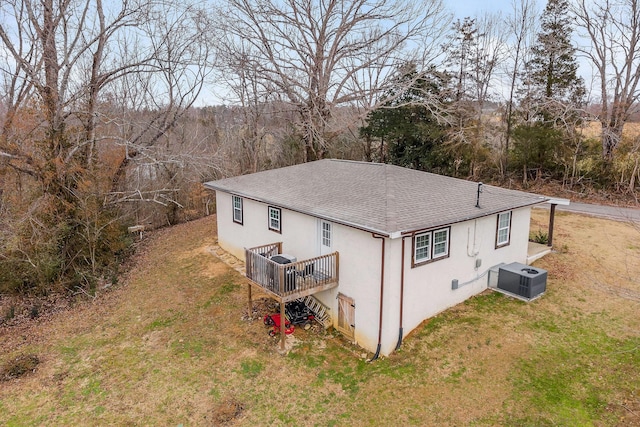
[[204, 159, 547, 236]]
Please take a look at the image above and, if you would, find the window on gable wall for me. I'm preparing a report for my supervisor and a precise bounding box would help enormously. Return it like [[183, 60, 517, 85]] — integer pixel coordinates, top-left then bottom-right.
[[268, 206, 281, 232], [496, 211, 512, 247], [232, 195, 243, 224], [413, 227, 450, 267]]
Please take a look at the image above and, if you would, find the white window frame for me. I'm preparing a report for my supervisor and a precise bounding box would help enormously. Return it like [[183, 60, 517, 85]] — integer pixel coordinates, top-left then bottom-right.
[[433, 228, 450, 258], [414, 232, 431, 263], [413, 227, 450, 267], [268, 206, 281, 233], [321, 221, 331, 248], [232, 195, 243, 225], [496, 211, 512, 247]]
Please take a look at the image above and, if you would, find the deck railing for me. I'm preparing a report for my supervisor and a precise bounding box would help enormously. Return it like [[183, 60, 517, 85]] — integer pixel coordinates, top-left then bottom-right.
[[245, 244, 339, 301]]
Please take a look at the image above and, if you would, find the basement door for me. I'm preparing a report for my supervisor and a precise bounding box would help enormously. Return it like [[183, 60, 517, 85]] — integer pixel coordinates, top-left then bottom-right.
[[337, 293, 355, 339]]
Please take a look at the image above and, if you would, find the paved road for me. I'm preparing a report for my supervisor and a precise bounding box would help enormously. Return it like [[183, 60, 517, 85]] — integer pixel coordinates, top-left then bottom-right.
[[536, 201, 640, 223]]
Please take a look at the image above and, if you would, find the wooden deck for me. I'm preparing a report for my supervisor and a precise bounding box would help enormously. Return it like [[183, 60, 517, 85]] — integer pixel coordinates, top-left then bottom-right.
[[245, 243, 339, 303]]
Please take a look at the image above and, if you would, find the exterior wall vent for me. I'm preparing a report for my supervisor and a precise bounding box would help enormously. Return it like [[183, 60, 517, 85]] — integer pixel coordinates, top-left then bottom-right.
[[497, 262, 547, 300]]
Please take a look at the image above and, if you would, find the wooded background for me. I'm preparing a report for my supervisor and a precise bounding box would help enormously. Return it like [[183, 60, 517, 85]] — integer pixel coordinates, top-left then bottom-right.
[[2, 0, 640, 294]]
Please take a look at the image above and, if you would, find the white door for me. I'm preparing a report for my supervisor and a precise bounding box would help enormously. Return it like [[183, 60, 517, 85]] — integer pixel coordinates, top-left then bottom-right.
[[319, 220, 332, 256]]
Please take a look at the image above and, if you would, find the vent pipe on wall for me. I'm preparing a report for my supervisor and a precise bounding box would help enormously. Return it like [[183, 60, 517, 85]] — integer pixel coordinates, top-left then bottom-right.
[[475, 182, 483, 208]]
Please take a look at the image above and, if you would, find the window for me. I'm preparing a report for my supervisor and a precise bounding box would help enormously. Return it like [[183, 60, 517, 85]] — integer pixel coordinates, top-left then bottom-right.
[[232, 195, 243, 224], [496, 211, 511, 247], [413, 227, 450, 267], [433, 229, 450, 258], [268, 206, 281, 232], [415, 232, 431, 262], [321, 221, 331, 248]]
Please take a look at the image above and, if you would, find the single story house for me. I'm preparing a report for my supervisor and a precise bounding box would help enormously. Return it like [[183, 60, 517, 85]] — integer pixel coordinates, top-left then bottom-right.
[[204, 159, 562, 357]]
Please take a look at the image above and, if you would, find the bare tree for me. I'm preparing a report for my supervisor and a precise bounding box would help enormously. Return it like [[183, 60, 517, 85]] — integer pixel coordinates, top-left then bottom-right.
[[502, 0, 538, 175], [0, 0, 216, 291], [107, 2, 215, 211], [216, 0, 449, 162], [443, 13, 506, 178], [573, 0, 640, 162], [215, 39, 274, 173]]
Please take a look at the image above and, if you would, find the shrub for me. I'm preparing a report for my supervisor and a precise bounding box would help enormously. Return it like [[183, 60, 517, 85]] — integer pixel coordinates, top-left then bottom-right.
[[530, 229, 549, 245]]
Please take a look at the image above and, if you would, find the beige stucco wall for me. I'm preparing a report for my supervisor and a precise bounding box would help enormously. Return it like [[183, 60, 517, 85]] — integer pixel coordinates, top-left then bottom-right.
[[215, 190, 533, 356], [216, 192, 319, 260], [384, 208, 532, 355], [215, 191, 383, 351], [333, 207, 532, 357], [312, 221, 384, 353]]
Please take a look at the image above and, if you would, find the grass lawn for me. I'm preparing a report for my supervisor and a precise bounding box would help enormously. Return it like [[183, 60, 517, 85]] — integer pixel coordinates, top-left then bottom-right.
[[1, 211, 639, 426]]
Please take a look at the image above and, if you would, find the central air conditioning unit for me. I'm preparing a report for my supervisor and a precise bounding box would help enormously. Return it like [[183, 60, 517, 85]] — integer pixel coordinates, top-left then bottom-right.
[[270, 254, 297, 264], [497, 262, 547, 300]]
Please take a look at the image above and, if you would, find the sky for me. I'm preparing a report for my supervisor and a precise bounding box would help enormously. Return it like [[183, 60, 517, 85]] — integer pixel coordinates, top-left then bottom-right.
[[448, 0, 517, 17]]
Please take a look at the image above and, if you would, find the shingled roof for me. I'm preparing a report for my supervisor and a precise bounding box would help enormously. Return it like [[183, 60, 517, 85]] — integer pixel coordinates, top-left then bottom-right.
[[204, 159, 547, 237]]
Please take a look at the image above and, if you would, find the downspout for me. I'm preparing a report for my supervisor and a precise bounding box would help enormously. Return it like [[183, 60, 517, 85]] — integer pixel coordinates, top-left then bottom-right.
[[396, 236, 408, 350], [370, 234, 386, 361]]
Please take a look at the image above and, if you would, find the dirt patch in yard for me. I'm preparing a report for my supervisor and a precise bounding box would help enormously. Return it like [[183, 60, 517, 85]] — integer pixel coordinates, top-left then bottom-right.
[[210, 397, 245, 425], [1, 354, 40, 382]]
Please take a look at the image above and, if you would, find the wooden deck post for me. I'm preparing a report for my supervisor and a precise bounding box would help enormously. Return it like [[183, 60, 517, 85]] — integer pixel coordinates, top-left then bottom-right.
[[548, 204, 556, 247], [280, 300, 286, 351]]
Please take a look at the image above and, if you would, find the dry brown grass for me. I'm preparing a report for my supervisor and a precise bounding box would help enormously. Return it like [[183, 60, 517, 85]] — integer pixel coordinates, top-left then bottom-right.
[[0, 212, 639, 426], [580, 120, 640, 141]]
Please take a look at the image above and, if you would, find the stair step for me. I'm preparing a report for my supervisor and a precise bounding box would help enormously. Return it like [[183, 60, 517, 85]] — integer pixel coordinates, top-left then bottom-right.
[[303, 295, 331, 328], [208, 245, 246, 275]]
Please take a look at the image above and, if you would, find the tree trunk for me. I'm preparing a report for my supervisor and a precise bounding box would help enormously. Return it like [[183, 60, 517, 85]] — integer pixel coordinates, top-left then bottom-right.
[[601, 120, 624, 162]]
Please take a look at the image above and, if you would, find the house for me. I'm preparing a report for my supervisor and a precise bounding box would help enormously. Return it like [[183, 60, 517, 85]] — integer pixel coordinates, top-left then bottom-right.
[[204, 159, 562, 357]]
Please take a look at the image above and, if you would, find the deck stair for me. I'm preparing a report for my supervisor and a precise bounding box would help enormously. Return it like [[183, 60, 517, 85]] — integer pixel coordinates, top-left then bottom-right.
[[302, 295, 331, 328]]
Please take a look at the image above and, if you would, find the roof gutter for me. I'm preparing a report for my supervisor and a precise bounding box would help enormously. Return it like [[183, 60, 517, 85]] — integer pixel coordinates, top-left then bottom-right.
[[205, 187, 550, 240], [370, 233, 386, 361], [398, 200, 548, 237], [204, 187, 392, 238]]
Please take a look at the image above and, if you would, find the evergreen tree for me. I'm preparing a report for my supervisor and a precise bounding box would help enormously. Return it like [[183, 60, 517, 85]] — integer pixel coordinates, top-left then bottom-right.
[[525, 0, 585, 119], [512, 0, 585, 180], [360, 65, 451, 172]]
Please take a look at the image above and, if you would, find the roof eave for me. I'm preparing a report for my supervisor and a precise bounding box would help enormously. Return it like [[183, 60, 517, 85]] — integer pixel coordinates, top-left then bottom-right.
[[205, 181, 549, 239], [399, 199, 547, 237], [204, 185, 391, 237]]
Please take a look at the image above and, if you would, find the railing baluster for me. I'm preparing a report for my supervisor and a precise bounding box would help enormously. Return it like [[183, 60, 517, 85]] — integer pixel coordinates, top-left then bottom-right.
[[245, 244, 338, 298]]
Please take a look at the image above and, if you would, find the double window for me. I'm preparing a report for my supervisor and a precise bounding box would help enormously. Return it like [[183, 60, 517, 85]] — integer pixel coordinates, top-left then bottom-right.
[[232, 195, 243, 224], [268, 206, 281, 233], [496, 211, 512, 247], [413, 227, 450, 267]]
